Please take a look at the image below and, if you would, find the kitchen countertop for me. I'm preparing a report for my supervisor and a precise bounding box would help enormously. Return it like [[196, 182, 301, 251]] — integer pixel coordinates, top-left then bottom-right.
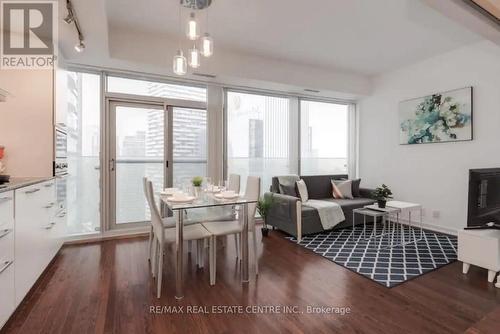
[[0, 177, 55, 193]]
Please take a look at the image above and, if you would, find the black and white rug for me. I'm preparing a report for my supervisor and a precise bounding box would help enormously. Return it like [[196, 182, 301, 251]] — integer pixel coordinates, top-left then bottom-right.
[[286, 225, 457, 288]]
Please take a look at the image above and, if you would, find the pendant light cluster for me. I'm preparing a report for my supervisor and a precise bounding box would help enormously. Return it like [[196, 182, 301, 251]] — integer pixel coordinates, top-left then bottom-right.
[[173, 0, 214, 76]]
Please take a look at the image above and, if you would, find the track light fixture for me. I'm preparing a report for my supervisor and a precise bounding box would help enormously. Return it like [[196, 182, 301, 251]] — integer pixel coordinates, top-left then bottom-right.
[[74, 40, 85, 52], [63, 13, 74, 24], [64, 0, 85, 53]]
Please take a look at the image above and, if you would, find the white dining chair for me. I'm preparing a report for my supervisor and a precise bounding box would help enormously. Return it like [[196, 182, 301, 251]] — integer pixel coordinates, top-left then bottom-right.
[[228, 174, 240, 193], [144, 180, 214, 298], [202, 176, 260, 285], [143, 177, 201, 267]]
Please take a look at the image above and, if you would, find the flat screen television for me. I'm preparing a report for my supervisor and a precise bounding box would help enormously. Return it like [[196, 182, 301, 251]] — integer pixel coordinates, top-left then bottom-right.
[[467, 168, 500, 229]]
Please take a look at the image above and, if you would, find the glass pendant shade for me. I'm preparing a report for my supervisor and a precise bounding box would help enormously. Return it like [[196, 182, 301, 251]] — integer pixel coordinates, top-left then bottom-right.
[[189, 45, 200, 68], [187, 12, 199, 40], [201, 33, 213, 57], [173, 50, 187, 75]]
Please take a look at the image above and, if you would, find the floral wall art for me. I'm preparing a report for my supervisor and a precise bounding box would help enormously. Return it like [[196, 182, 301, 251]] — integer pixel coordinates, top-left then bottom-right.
[[399, 87, 473, 145]]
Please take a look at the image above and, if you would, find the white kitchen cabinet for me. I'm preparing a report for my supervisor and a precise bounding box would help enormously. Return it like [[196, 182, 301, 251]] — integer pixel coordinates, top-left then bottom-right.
[[14, 179, 61, 305], [0, 191, 15, 328], [0, 179, 64, 330]]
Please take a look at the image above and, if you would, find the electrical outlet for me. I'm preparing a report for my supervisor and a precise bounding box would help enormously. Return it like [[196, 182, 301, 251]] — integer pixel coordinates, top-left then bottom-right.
[[432, 210, 440, 219]]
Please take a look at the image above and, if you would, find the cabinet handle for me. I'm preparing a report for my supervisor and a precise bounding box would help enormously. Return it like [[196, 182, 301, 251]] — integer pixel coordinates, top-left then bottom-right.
[[0, 228, 11, 239], [0, 196, 13, 204], [0, 260, 13, 275], [57, 211, 66, 218], [43, 222, 56, 229], [43, 202, 55, 209], [24, 188, 40, 194], [43, 183, 54, 188]]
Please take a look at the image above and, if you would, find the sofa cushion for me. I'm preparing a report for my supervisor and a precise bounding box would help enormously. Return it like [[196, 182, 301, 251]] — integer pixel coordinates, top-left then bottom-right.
[[301, 174, 347, 199], [322, 197, 376, 210], [279, 183, 298, 197]]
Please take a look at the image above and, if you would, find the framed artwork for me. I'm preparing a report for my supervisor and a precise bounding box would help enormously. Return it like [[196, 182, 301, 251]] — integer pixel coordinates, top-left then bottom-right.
[[399, 87, 473, 145]]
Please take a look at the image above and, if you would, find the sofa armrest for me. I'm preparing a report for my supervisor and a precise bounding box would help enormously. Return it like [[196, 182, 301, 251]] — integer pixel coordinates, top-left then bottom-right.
[[359, 187, 375, 199], [264, 192, 303, 242]]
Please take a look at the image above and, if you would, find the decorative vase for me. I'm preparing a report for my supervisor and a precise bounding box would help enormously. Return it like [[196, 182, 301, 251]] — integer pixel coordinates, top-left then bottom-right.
[[377, 199, 387, 208], [193, 186, 201, 198]]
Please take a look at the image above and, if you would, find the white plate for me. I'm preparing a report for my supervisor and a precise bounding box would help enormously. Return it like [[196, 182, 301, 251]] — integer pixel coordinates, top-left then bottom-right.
[[168, 196, 195, 204], [214, 193, 239, 200], [160, 187, 179, 196]]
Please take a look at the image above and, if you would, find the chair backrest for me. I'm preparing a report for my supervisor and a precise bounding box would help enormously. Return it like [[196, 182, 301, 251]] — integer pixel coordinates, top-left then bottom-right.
[[228, 174, 240, 193], [244, 176, 260, 228], [145, 180, 164, 242]]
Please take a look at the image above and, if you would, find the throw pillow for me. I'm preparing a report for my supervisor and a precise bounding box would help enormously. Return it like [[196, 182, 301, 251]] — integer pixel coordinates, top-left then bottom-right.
[[341, 178, 361, 197], [332, 179, 353, 199], [295, 179, 309, 202], [279, 183, 298, 197]]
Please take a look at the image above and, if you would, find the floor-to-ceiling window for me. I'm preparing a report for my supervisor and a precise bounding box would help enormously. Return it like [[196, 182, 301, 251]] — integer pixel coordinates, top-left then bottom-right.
[[226, 91, 297, 193], [65, 71, 101, 235], [225, 90, 353, 193], [300, 100, 349, 175]]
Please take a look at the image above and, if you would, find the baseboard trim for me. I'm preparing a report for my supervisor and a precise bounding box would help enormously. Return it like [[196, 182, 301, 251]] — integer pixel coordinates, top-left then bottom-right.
[[395, 217, 458, 236], [64, 227, 149, 245]]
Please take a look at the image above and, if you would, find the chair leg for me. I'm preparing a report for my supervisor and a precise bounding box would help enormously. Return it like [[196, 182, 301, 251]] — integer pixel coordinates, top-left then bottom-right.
[[196, 239, 204, 268], [209, 236, 216, 286], [252, 230, 258, 276], [148, 226, 153, 262], [234, 234, 239, 259], [157, 243, 163, 298], [151, 238, 157, 278]]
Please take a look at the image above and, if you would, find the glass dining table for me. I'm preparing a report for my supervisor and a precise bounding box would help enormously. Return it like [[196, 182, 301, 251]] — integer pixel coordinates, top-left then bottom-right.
[[160, 192, 257, 299]]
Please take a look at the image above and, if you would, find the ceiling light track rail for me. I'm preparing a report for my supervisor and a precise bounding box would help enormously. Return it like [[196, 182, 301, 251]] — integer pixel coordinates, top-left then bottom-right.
[[64, 0, 85, 52]]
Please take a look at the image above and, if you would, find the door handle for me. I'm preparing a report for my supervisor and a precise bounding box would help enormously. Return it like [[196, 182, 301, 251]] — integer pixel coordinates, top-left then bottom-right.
[[0, 260, 13, 275], [43, 222, 56, 229], [0, 228, 11, 239], [110, 158, 115, 172], [0, 196, 13, 204]]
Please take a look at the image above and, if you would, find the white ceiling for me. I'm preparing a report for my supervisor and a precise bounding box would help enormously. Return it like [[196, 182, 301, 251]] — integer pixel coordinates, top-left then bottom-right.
[[58, 0, 483, 97], [103, 0, 479, 75]]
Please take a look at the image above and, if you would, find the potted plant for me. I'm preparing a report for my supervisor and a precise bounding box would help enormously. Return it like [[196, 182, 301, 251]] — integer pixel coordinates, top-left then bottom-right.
[[257, 194, 274, 237], [372, 184, 393, 208], [192, 176, 203, 197]]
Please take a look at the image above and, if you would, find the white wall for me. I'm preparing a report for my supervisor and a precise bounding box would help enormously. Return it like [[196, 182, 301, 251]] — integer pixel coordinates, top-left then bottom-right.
[[358, 41, 500, 234], [0, 69, 54, 177]]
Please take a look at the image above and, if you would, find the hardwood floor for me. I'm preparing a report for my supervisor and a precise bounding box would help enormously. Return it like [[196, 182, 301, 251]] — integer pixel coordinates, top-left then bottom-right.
[[2, 229, 500, 334]]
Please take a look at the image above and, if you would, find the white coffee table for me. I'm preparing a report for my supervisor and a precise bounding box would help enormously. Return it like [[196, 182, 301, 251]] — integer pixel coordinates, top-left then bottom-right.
[[364, 201, 423, 247], [353, 206, 401, 249], [387, 201, 423, 246]]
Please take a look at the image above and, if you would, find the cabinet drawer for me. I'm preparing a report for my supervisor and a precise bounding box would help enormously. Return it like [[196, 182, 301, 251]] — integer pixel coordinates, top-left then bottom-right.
[[0, 191, 14, 230], [0, 228, 14, 261], [0, 258, 15, 329]]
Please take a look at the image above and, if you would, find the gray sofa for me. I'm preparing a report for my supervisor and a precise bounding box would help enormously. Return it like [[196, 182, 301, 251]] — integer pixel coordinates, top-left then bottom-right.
[[264, 174, 375, 241]]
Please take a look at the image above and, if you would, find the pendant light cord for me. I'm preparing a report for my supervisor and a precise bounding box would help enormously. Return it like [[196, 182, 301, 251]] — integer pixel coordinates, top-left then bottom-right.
[[178, 2, 182, 50]]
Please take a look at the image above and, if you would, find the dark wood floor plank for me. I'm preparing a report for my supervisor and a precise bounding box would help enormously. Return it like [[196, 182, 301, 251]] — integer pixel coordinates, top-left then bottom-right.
[[2, 230, 500, 334]]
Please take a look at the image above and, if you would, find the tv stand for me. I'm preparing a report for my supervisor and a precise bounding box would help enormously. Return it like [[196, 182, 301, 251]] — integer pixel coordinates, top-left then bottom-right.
[[458, 229, 500, 286], [464, 223, 500, 230]]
